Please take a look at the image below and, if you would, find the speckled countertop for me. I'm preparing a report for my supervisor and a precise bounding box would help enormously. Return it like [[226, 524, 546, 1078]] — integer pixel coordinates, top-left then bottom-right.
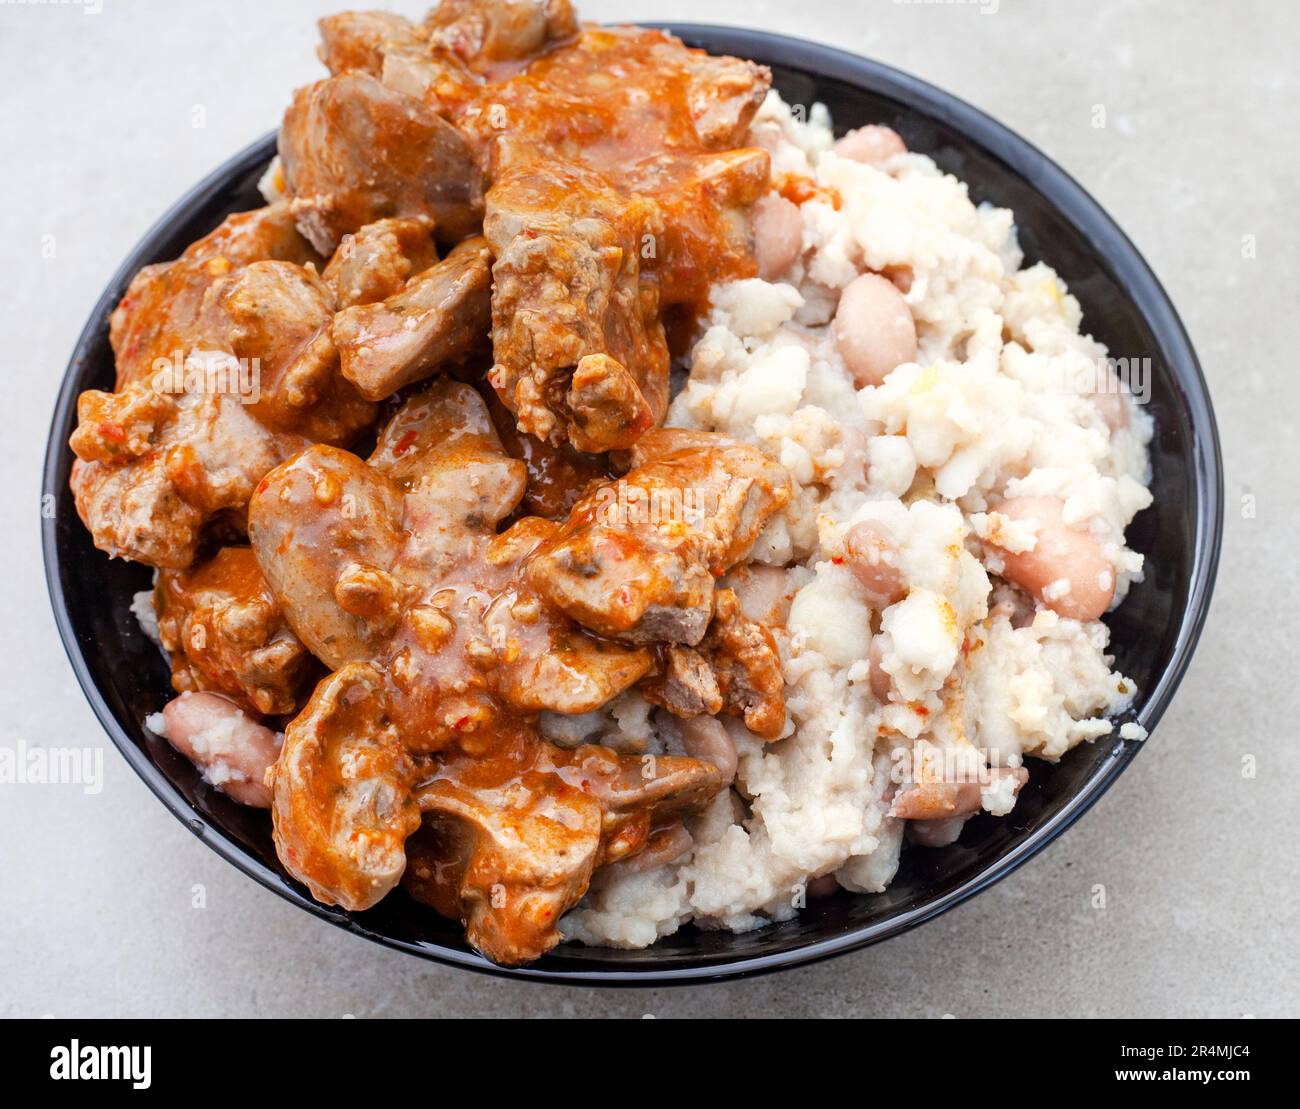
[[1, 0, 1294, 1017]]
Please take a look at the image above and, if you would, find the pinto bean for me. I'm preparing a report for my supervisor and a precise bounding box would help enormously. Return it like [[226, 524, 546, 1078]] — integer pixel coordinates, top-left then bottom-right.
[[906, 816, 968, 848], [901, 766, 1027, 845], [833, 273, 918, 388], [157, 691, 281, 807], [833, 124, 907, 167], [752, 193, 803, 280], [843, 520, 906, 607], [893, 766, 1027, 823], [992, 496, 1114, 622], [679, 715, 738, 787], [805, 873, 840, 899], [1091, 386, 1130, 432], [892, 780, 981, 822]]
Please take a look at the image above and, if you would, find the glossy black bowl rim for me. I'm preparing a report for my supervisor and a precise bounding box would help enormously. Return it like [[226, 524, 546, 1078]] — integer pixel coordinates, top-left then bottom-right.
[[42, 24, 1223, 986]]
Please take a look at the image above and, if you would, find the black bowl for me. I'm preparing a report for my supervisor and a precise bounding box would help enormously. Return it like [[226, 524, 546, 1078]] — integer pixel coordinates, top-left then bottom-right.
[[42, 25, 1222, 984]]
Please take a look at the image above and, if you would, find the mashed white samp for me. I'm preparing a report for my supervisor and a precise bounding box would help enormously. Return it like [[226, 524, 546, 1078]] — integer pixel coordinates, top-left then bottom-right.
[[561, 93, 1153, 948]]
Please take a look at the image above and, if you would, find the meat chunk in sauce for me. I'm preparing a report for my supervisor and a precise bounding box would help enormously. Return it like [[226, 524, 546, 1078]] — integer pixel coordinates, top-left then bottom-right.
[[318, 3, 579, 105], [462, 25, 771, 242], [75, 204, 375, 568], [484, 163, 666, 450], [527, 429, 792, 646], [321, 216, 440, 308], [641, 588, 786, 739], [316, 10, 425, 77], [251, 385, 523, 673], [697, 587, 785, 739], [250, 444, 410, 668], [211, 259, 376, 442], [156, 546, 311, 715], [409, 729, 721, 965], [470, 26, 771, 449], [71, 383, 309, 568], [278, 72, 484, 253], [319, 13, 464, 107], [484, 385, 612, 519], [271, 662, 422, 910], [676, 46, 772, 149], [332, 235, 492, 401], [641, 645, 724, 719], [480, 521, 653, 717], [426, 0, 579, 73], [109, 203, 319, 389]]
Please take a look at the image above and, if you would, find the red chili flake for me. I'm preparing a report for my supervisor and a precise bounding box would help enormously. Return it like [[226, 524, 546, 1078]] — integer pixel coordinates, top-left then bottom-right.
[[99, 421, 125, 443], [393, 429, 418, 456], [831, 555, 844, 565], [452, 715, 471, 731]]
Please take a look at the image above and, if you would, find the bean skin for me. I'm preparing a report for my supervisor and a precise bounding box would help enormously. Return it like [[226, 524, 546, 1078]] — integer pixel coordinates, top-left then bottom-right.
[[833, 124, 907, 167], [843, 520, 907, 606], [160, 691, 280, 808], [991, 497, 1114, 621], [834, 273, 918, 388], [752, 193, 804, 280]]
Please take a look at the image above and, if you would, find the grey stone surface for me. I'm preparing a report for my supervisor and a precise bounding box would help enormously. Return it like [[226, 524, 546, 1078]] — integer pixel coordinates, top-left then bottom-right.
[[0, 0, 1294, 1018]]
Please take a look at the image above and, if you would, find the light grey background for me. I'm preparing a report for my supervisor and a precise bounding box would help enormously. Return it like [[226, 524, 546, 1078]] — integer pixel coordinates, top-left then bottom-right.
[[1, 0, 1294, 1018]]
